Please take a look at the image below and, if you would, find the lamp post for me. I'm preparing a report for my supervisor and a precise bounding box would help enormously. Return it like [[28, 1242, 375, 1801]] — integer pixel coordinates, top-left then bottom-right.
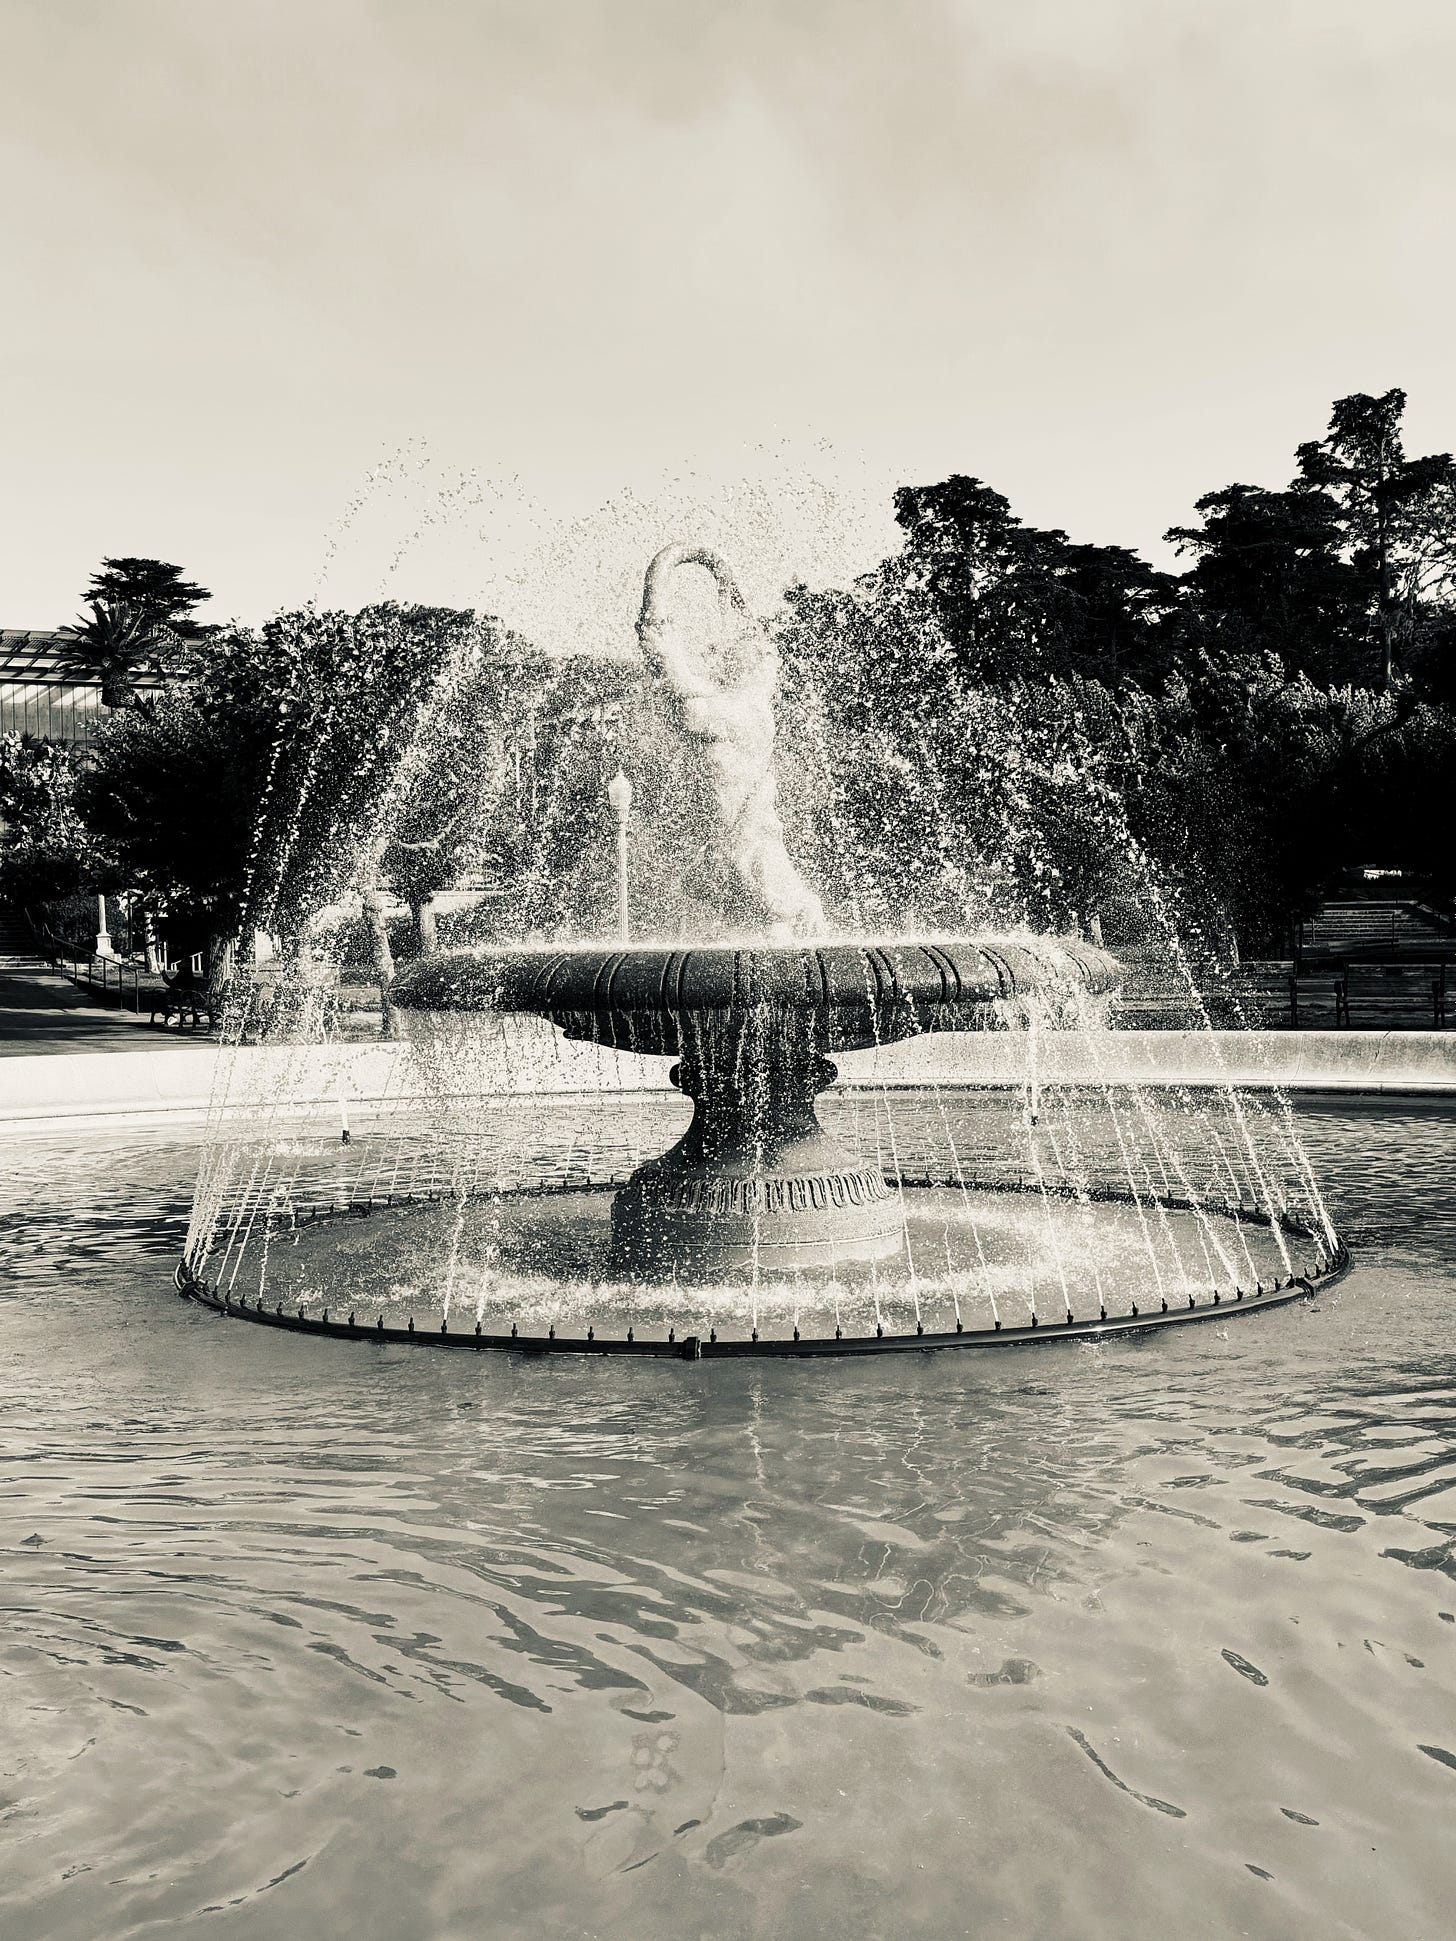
[[606, 768, 632, 943]]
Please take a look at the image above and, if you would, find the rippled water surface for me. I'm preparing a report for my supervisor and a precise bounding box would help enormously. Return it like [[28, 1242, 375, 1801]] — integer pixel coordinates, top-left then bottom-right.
[[4, 1099, 1456, 1939]]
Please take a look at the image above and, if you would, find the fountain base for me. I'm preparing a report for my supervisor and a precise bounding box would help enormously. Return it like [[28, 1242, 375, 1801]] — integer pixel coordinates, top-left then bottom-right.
[[607, 1053, 902, 1280], [609, 1164, 902, 1280]]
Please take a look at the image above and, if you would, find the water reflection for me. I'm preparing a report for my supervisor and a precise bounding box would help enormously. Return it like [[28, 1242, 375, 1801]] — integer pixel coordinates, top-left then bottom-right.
[[2, 1105, 1455, 1938]]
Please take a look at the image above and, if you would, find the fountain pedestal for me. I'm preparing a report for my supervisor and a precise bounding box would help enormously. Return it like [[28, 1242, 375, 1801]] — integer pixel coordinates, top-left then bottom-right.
[[609, 1047, 899, 1280], [393, 938, 1123, 1287]]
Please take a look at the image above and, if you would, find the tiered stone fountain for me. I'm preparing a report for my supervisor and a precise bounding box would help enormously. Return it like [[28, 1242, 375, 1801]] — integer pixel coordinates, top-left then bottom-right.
[[179, 541, 1346, 1356]]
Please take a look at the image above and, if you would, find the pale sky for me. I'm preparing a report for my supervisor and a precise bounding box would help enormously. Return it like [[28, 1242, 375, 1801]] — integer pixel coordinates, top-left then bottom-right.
[[3, 0, 1454, 634]]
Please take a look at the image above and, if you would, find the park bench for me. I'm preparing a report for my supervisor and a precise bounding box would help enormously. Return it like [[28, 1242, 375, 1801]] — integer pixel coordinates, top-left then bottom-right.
[[1115, 962, 1348, 1031], [149, 973, 217, 1032], [1106, 948, 1201, 1028], [234, 962, 388, 1041], [1233, 966, 1357, 1029], [1230, 965, 1296, 1027], [1333, 962, 1452, 1029]]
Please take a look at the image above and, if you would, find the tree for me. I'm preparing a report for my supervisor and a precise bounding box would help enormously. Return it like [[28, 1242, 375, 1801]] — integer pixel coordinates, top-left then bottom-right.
[[56, 558, 214, 712], [0, 735, 111, 909], [74, 666, 275, 967], [770, 411, 1455, 954], [55, 559, 213, 709], [85, 558, 213, 640], [890, 476, 1178, 686], [1164, 484, 1364, 684], [55, 599, 161, 710], [1046, 541, 1182, 687], [379, 625, 534, 956], [75, 604, 482, 987], [455, 645, 635, 940], [1294, 390, 1456, 687], [383, 771, 488, 960], [241, 603, 483, 955]]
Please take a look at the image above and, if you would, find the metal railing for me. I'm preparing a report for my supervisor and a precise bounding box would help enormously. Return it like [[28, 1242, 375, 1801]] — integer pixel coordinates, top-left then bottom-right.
[[38, 925, 152, 1014], [63, 951, 147, 1014]]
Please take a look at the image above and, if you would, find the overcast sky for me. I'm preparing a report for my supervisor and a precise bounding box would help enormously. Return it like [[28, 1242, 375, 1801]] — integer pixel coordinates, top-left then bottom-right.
[[3, 0, 1454, 631]]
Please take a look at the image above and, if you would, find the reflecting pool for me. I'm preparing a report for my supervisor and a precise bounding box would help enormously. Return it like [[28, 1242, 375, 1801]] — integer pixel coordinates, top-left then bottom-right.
[[4, 1099, 1455, 1940]]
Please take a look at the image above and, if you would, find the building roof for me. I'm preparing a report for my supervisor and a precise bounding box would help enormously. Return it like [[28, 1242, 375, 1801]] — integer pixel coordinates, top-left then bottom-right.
[[0, 629, 82, 685], [0, 628, 164, 744]]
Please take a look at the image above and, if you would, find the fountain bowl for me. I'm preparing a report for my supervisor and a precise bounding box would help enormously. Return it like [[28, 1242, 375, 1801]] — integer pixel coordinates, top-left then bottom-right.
[[394, 938, 1122, 1281]]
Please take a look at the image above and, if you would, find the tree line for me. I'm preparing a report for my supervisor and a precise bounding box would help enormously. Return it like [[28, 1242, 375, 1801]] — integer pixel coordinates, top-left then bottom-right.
[[2, 387, 1453, 978], [772, 388, 1456, 954]]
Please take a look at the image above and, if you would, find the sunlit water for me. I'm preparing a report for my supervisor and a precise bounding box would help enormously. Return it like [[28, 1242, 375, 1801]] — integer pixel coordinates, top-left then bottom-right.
[[4, 1099, 1455, 1940]]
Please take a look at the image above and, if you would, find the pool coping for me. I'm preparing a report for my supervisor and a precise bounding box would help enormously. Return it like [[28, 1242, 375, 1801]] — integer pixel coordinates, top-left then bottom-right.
[[2, 1030, 1454, 1133]]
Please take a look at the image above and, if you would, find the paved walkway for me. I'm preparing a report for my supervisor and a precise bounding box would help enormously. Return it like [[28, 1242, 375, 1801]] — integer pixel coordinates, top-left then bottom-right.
[[0, 965, 186, 1056]]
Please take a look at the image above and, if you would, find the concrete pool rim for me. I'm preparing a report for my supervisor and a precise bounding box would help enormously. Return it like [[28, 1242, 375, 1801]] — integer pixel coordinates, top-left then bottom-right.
[[3, 1031, 1455, 1134]]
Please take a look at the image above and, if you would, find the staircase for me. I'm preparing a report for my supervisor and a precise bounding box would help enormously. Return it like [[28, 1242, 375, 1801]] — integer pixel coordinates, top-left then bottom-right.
[[1298, 900, 1456, 964], [0, 906, 44, 968]]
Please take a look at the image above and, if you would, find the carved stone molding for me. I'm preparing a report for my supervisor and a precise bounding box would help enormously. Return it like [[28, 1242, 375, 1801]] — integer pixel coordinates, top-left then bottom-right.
[[632, 1169, 893, 1217]]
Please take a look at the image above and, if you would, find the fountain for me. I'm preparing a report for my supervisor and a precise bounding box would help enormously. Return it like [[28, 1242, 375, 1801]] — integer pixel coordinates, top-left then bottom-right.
[[392, 546, 1121, 1284], [178, 541, 1348, 1355]]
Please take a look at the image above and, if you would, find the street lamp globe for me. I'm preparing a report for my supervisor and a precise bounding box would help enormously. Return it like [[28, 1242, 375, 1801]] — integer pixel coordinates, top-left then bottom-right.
[[606, 768, 633, 824]]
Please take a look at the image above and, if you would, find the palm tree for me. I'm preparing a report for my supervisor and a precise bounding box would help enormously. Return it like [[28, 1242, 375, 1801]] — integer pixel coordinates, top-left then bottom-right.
[[56, 599, 162, 710]]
